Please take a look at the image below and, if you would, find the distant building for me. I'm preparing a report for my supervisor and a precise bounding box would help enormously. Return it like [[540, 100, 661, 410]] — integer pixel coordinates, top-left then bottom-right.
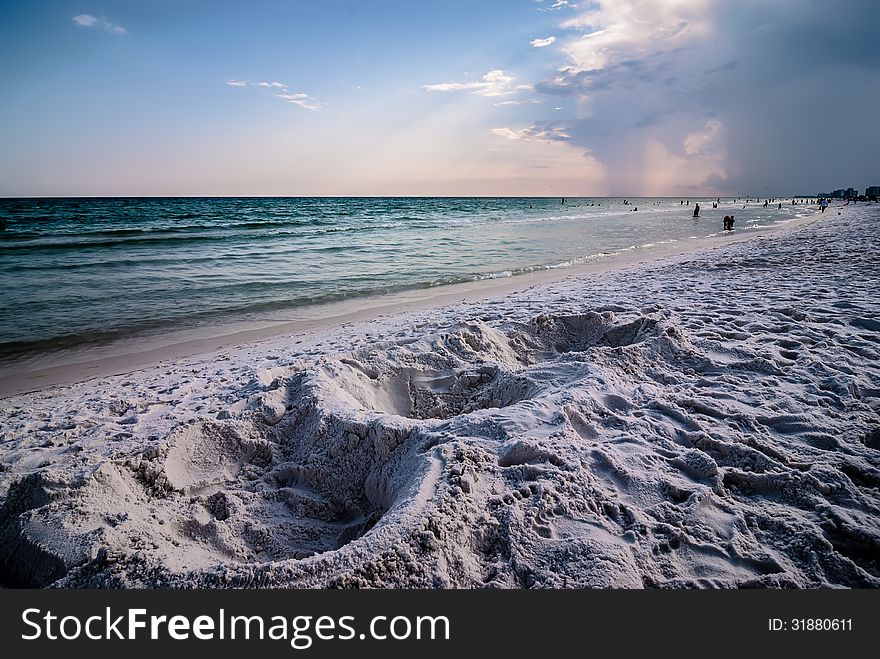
[[865, 186, 880, 198], [844, 188, 858, 198], [831, 189, 845, 198]]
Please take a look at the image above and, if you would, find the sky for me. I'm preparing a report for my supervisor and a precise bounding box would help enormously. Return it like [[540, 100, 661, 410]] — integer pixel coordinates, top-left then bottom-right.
[[1, 0, 878, 197]]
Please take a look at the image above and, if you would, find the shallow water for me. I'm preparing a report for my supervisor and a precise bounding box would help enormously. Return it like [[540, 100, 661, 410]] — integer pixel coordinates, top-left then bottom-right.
[[0, 196, 814, 359]]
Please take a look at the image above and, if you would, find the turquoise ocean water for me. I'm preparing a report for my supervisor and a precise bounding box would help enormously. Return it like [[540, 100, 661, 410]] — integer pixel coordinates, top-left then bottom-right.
[[0, 197, 815, 361]]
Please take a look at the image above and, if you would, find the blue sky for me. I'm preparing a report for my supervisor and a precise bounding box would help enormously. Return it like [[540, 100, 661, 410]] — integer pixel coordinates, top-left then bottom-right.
[[1, 0, 878, 196]]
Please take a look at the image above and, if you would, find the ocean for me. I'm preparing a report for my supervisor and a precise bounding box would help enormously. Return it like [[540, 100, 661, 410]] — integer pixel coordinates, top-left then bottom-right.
[[0, 196, 815, 362]]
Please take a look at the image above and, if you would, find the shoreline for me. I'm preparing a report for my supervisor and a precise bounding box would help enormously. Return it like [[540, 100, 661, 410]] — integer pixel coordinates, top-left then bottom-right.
[[0, 211, 820, 398]]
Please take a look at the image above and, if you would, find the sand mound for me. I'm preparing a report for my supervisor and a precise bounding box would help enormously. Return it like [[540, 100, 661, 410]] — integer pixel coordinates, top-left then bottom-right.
[[0, 383, 439, 586], [321, 361, 533, 420]]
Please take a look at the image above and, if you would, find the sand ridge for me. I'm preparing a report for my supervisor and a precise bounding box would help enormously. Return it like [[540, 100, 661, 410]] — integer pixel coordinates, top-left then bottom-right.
[[0, 204, 878, 588]]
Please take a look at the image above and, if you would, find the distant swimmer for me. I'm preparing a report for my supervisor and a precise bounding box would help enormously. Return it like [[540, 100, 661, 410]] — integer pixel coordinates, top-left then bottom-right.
[[562, 197, 565, 204], [633, 206, 638, 211], [723, 215, 735, 231], [693, 203, 701, 218], [764, 200, 768, 207], [778, 202, 782, 209]]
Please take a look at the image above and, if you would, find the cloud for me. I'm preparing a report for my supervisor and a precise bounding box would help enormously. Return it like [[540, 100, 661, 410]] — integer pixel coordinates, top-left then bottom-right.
[[491, 122, 572, 142], [525, 0, 726, 193], [72, 14, 126, 35], [490, 127, 525, 141], [536, 1, 576, 12], [72, 14, 97, 26], [274, 92, 322, 111], [494, 98, 544, 106], [519, 0, 880, 194], [530, 36, 557, 48], [556, 0, 711, 82], [422, 69, 532, 97], [683, 119, 722, 156], [226, 79, 323, 111]]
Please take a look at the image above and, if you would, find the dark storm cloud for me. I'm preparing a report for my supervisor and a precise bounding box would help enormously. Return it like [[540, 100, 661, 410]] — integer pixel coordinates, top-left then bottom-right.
[[538, 0, 880, 194], [703, 0, 880, 193]]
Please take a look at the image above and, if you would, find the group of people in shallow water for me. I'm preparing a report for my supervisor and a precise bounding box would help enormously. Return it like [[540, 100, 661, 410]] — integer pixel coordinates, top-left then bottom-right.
[[688, 198, 736, 230], [537, 196, 830, 231], [688, 196, 833, 230]]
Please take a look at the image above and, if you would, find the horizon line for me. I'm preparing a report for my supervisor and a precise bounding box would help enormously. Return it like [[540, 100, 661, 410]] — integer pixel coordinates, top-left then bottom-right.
[[1, 193, 818, 200]]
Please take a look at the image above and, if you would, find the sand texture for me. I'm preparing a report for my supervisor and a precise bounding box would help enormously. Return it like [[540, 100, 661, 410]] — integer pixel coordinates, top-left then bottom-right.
[[1, 206, 878, 588]]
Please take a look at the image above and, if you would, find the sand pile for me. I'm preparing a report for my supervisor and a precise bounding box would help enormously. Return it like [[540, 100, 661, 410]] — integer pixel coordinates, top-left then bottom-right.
[[1, 206, 878, 588]]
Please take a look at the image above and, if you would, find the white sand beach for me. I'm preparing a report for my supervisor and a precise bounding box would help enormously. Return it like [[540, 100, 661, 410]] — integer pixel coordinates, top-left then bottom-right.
[[1, 204, 878, 588]]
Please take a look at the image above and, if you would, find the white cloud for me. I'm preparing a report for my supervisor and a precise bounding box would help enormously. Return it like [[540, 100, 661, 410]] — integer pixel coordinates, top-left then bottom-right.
[[491, 124, 572, 142], [491, 127, 524, 140], [275, 92, 322, 111], [530, 36, 557, 48], [72, 14, 126, 35], [558, 0, 711, 76], [684, 119, 722, 155], [422, 69, 532, 98], [537, 0, 576, 12], [226, 79, 323, 111], [494, 98, 544, 106]]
